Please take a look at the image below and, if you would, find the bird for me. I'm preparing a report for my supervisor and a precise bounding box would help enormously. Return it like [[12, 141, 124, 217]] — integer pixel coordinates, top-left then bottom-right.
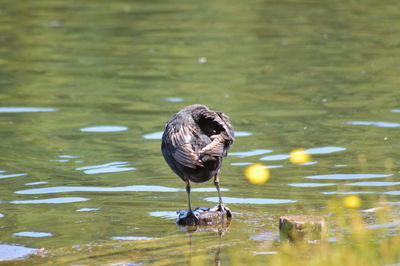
[[161, 104, 234, 222]]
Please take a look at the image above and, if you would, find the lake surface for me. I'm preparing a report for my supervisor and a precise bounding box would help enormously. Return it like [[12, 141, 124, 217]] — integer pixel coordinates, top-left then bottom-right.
[[0, 0, 399, 264]]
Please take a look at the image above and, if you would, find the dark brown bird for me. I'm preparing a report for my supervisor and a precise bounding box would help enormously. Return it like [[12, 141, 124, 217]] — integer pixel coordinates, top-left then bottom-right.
[[161, 104, 234, 220]]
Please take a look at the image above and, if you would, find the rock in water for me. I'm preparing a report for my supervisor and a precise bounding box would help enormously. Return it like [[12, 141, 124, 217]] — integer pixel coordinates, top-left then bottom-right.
[[177, 206, 232, 226], [279, 215, 326, 241]]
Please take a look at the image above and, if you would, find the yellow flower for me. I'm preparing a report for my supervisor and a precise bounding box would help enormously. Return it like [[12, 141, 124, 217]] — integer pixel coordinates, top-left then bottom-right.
[[245, 163, 270, 184], [290, 149, 311, 164], [344, 195, 361, 208]]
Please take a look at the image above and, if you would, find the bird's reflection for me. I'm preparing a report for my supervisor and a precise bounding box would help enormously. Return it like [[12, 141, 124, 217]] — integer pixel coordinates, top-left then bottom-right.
[[178, 216, 231, 235], [178, 217, 231, 266]]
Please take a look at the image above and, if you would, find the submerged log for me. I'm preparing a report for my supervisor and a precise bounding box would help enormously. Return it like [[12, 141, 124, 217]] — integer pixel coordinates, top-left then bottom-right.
[[279, 215, 326, 241], [177, 206, 232, 227]]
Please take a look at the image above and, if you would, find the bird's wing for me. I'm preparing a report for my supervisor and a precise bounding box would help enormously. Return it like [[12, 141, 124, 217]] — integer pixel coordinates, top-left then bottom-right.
[[202, 111, 235, 141], [199, 111, 234, 155], [199, 134, 227, 157], [216, 112, 235, 141], [167, 125, 203, 169]]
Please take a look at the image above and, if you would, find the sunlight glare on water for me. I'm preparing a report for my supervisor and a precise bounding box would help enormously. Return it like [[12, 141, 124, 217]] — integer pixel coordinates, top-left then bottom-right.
[[75, 162, 136, 174], [0, 107, 58, 113], [80, 126, 129, 132]]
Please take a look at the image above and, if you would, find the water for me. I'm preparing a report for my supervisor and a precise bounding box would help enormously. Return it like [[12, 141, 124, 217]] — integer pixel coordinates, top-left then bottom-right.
[[1, 0, 399, 263]]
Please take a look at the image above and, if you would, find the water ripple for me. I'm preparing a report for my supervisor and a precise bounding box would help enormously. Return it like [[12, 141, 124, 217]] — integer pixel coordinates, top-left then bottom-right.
[[142, 131, 163, 139], [260, 154, 290, 161], [305, 146, 346, 154], [204, 197, 297, 205], [301, 161, 317, 165], [111, 236, 156, 241], [288, 183, 336, 188], [80, 126, 128, 132], [229, 149, 273, 158], [250, 232, 278, 242], [253, 251, 278, 255], [15, 185, 226, 194], [367, 220, 400, 229], [0, 244, 37, 261], [165, 97, 184, 102], [13, 231, 53, 238], [266, 165, 284, 169], [0, 172, 28, 179], [10, 197, 90, 204], [231, 162, 252, 166], [25, 181, 48, 186], [0, 107, 58, 113], [383, 201, 400, 205], [259, 146, 346, 162], [330, 191, 400, 197], [347, 121, 400, 128], [76, 162, 136, 175], [304, 174, 392, 180], [231, 162, 285, 168], [76, 208, 100, 212], [384, 191, 400, 196], [321, 191, 376, 195], [59, 155, 78, 159], [235, 131, 253, 137], [191, 187, 228, 192], [149, 211, 178, 219], [347, 181, 400, 187], [15, 185, 181, 194], [50, 159, 69, 162]]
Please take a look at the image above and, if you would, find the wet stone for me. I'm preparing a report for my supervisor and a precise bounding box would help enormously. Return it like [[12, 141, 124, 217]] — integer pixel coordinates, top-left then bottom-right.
[[279, 215, 326, 241], [177, 206, 232, 226]]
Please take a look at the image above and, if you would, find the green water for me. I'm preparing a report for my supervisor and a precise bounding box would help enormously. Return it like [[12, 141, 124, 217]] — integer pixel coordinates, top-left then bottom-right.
[[1, 0, 399, 264]]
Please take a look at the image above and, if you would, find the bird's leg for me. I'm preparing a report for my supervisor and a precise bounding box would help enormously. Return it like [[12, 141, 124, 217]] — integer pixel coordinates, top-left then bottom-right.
[[183, 180, 199, 224], [213, 176, 232, 218], [185, 180, 193, 213], [214, 176, 223, 206]]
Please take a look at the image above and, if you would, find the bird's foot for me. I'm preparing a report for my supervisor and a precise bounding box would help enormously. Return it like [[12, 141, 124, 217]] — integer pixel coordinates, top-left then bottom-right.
[[177, 209, 200, 226], [210, 203, 232, 218]]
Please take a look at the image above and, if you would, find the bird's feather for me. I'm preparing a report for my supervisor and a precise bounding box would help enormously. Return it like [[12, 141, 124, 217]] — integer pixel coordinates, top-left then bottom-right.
[[200, 111, 234, 140], [174, 143, 203, 168], [200, 134, 227, 157], [166, 124, 203, 169]]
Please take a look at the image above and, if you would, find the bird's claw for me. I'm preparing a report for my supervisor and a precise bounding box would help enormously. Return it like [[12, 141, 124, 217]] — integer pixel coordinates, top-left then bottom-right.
[[177, 209, 200, 226], [210, 204, 232, 218]]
